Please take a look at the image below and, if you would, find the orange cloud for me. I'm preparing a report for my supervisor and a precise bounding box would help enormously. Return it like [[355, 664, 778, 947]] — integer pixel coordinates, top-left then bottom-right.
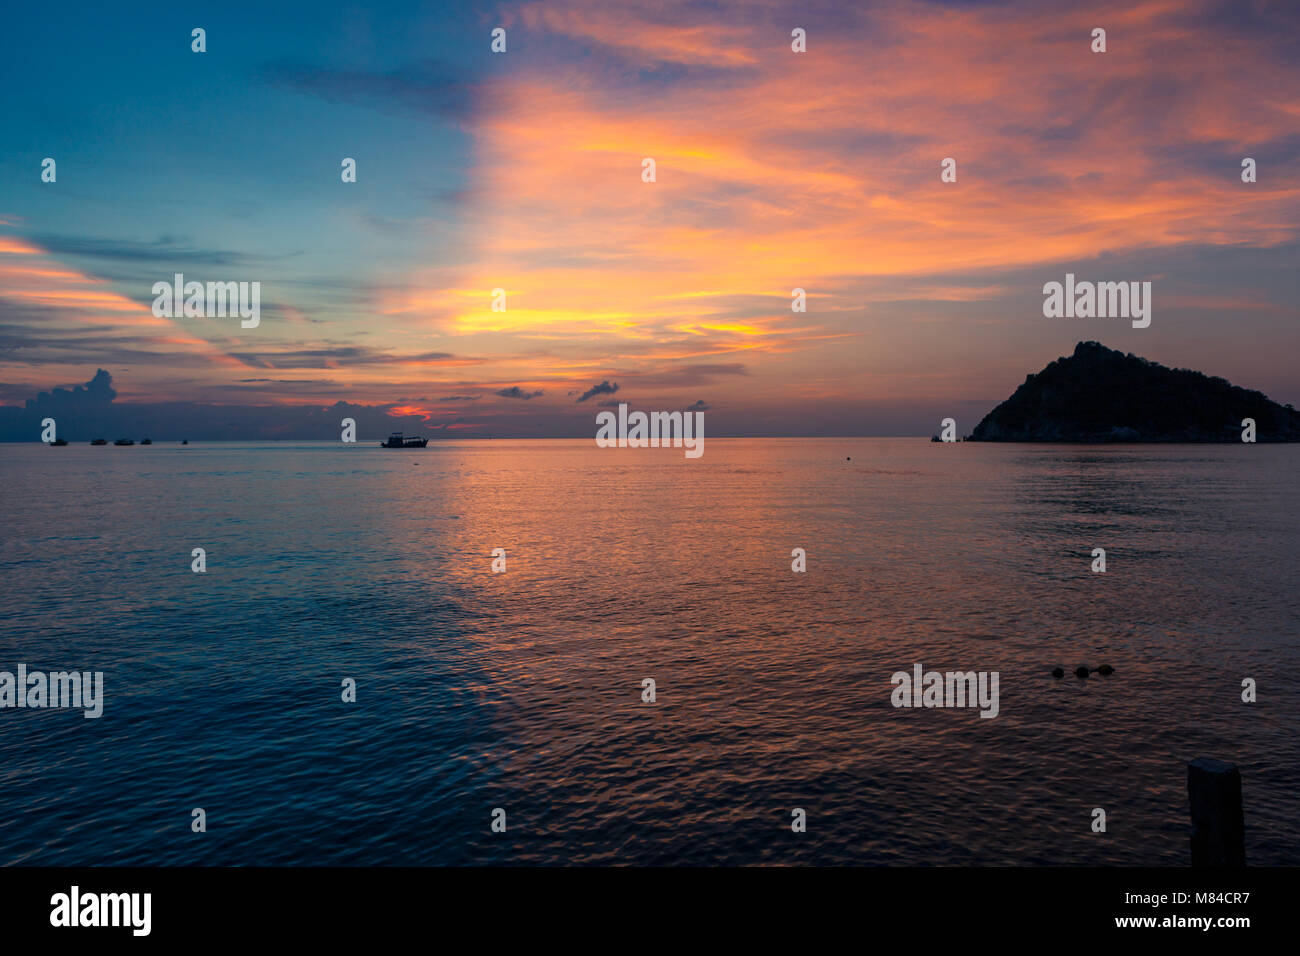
[[376, 0, 1299, 406], [0, 229, 252, 391], [8, 0, 1299, 412]]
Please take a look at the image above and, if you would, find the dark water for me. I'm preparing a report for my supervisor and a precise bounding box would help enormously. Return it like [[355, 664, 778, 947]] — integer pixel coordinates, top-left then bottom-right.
[[0, 438, 1296, 865]]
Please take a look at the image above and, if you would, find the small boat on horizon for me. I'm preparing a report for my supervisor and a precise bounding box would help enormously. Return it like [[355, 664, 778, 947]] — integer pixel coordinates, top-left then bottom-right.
[[141, 438, 152, 445], [380, 431, 429, 448], [114, 438, 134, 446], [90, 438, 107, 445], [48, 438, 68, 446]]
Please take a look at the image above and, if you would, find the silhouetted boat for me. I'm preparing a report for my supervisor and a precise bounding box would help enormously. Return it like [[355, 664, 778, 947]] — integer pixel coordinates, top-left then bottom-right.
[[141, 438, 152, 445], [114, 438, 134, 446], [49, 438, 68, 446], [380, 432, 428, 448], [90, 439, 107, 445], [182, 439, 188, 445]]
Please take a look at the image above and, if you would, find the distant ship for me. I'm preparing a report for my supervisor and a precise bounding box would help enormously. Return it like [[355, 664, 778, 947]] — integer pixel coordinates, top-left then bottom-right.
[[114, 438, 134, 446], [90, 438, 107, 445], [380, 432, 429, 448], [48, 438, 68, 446], [141, 438, 152, 445]]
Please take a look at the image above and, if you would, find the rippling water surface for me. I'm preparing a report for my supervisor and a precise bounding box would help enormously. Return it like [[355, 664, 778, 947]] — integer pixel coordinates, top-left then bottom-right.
[[1, 438, 1296, 865]]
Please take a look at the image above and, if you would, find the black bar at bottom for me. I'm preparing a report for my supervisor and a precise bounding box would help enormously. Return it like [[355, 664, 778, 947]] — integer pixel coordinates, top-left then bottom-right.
[[0, 866, 1283, 942]]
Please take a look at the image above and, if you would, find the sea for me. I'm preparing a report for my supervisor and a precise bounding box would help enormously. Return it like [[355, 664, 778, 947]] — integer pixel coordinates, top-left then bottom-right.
[[0, 438, 1296, 865]]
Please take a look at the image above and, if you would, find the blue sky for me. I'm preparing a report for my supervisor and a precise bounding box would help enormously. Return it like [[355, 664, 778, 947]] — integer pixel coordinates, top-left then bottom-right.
[[2, 0, 1298, 438]]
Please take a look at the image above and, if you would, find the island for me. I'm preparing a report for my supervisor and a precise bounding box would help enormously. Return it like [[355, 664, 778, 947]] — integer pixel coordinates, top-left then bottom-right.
[[968, 341, 1300, 442]]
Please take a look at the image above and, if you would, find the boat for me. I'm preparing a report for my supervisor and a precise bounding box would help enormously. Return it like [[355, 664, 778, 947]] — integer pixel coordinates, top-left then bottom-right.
[[49, 438, 68, 446], [141, 438, 152, 445], [182, 439, 188, 445], [90, 438, 107, 446], [114, 438, 134, 446], [380, 431, 429, 448]]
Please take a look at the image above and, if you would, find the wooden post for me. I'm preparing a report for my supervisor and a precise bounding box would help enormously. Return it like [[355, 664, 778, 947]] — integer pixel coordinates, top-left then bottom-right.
[[1188, 757, 1245, 867]]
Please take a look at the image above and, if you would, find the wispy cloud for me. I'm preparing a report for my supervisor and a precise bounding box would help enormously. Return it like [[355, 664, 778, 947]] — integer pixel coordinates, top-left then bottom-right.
[[5, 0, 1299, 422], [576, 380, 619, 403], [495, 385, 544, 399], [261, 59, 477, 120]]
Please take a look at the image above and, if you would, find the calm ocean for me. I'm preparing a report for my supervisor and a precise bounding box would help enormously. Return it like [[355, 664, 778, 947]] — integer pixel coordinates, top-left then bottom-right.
[[1, 438, 1296, 865]]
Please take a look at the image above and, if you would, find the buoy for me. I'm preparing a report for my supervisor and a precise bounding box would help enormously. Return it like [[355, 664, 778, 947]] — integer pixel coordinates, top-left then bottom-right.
[[1051, 667, 1065, 679], [1097, 664, 1114, 675], [1074, 666, 1090, 679]]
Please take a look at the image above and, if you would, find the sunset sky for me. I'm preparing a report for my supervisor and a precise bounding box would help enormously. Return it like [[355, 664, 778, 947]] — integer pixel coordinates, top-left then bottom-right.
[[1, 0, 1298, 437]]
